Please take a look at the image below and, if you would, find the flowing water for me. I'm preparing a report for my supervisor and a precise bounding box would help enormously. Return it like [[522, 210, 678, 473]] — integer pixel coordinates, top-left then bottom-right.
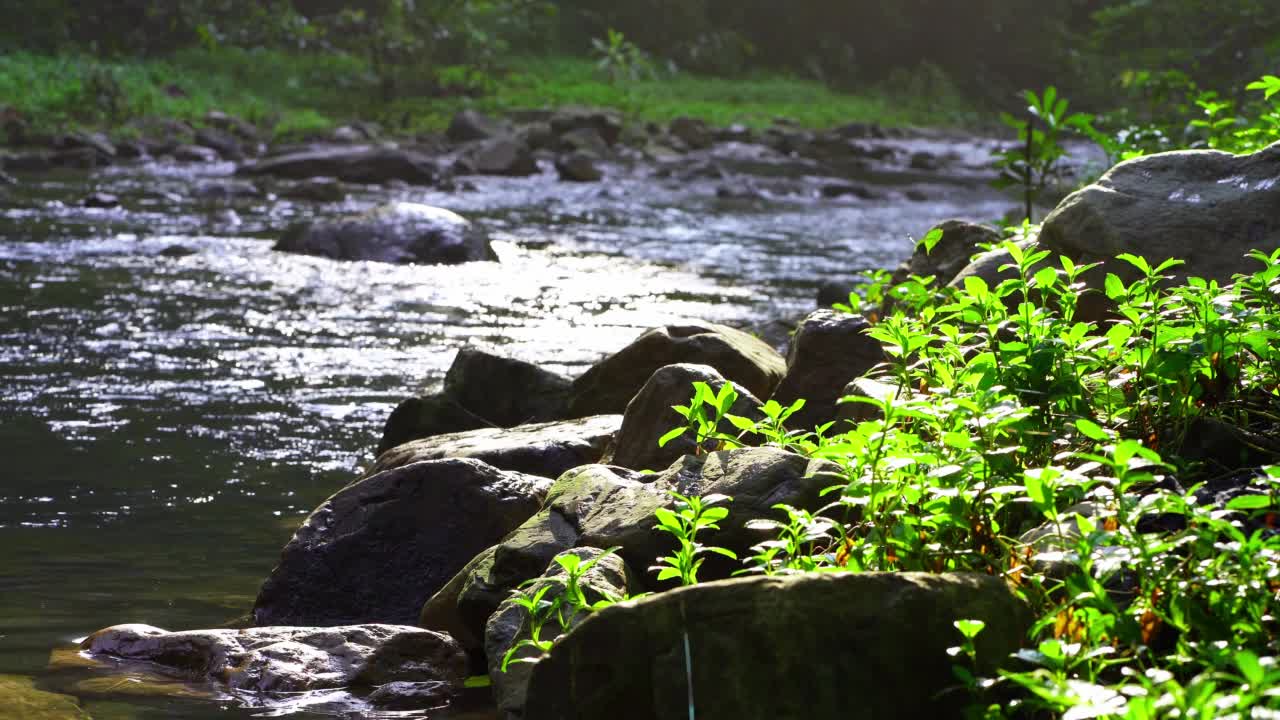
[[0, 140, 1016, 718]]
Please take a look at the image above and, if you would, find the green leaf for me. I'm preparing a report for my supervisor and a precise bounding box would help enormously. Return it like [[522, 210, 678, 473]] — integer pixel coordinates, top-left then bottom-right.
[[1075, 418, 1110, 441], [655, 567, 682, 582], [917, 227, 944, 255], [725, 414, 757, 432], [705, 546, 738, 560], [653, 507, 680, 529], [1225, 495, 1273, 511], [658, 426, 688, 448], [954, 619, 986, 639]]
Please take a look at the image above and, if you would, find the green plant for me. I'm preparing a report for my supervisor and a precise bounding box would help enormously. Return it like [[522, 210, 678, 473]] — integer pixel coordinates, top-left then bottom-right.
[[651, 492, 737, 586], [591, 28, 657, 84], [659, 381, 745, 454], [992, 86, 1093, 221]]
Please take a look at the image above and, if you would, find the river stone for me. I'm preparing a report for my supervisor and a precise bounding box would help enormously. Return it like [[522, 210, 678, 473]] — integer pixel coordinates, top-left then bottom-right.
[[524, 572, 1031, 720], [603, 364, 763, 472], [1040, 143, 1280, 283], [447, 110, 511, 144], [253, 458, 550, 627], [443, 348, 572, 428], [555, 151, 603, 182], [892, 219, 1000, 286], [486, 548, 637, 719], [173, 144, 221, 163], [378, 393, 490, 456], [835, 375, 903, 425], [205, 110, 259, 142], [195, 127, 243, 160], [550, 109, 623, 147], [461, 137, 538, 176], [0, 674, 89, 719], [80, 623, 466, 696], [274, 202, 497, 265], [567, 321, 786, 418], [420, 447, 844, 661], [770, 311, 885, 432], [368, 415, 622, 480], [669, 116, 713, 151], [238, 144, 440, 184]]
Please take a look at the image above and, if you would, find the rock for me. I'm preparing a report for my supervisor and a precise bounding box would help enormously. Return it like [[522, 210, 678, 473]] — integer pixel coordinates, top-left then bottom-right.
[[0, 169, 16, 185], [550, 109, 623, 146], [159, 245, 197, 258], [368, 680, 456, 709], [819, 182, 878, 200], [669, 116, 713, 151], [1038, 143, 1280, 285], [486, 548, 637, 719], [192, 179, 260, 200], [195, 127, 243, 160], [278, 177, 346, 203], [444, 348, 572, 427], [420, 448, 844, 656], [815, 280, 853, 308], [2, 152, 52, 172], [603, 364, 763, 472], [204, 110, 259, 142], [0, 674, 89, 719], [239, 145, 440, 184], [59, 131, 116, 158], [274, 202, 497, 265], [461, 137, 539, 176], [556, 127, 609, 156], [331, 123, 381, 143], [173, 144, 220, 163], [567, 321, 786, 418], [82, 192, 120, 209], [377, 393, 490, 456], [909, 150, 943, 170], [770, 311, 885, 431], [253, 458, 551, 626], [835, 375, 902, 425], [555, 151, 603, 182], [80, 623, 466, 700], [369, 415, 621, 480], [523, 572, 1032, 720], [893, 220, 1000, 286], [945, 239, 1036, 294], [447, 110, 510, 143]]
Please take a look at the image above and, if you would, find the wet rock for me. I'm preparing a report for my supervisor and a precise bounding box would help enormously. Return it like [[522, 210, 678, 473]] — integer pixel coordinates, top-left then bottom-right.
[[378, 394, 490, 456], [421, 448, 844, 654], [893, 219, 999, 286], [523, 572, 1031, 720], [567, 321, 787, 418], [714, 123, 755, 144], [274, 202, 496, 265], [331, 123, 381, 143], [905, 188, 929, 202], [159, 245, 198, 258], [833, 121, 887, 139], [909, 150, 943, 170], [555, 151, 603, 182], [486, 548, 637, 719], [82, 192, 120, 209], [192, 179, 260, 200], [0, 674, 89, 719], [58, 130, 116, 158], [368, 680, 456, 709], [669, 116, 713, 151], [815, 280, 853, 308], [369, 415, 621, 480], [115, 140, 148, 159], [253, 458, 551, 626], [0, 169, 15, 185], [770, 311, 885, 432], [2, 152, 52, 172], [80, 623, 467, 697], [173, 144, 221, 163], [204, 110, 259, 142], [447, 110, 511, 143], [278, 177, 346, 203], [461, 137, 539, 176], [239, 145, 440, 185], [819, 182, 878, 200], [603, 364, 763, 472], [195, 127, 243, 161], [550, 109, 622, 147], [557, 127, 609, 156]]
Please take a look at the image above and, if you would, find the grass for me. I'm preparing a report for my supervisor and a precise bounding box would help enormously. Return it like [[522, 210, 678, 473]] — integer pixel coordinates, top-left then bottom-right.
[[0, 48, 980, 143]]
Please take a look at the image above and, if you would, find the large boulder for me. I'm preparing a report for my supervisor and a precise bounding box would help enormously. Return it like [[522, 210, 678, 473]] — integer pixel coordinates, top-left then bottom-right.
[[274, 202, 497, 265], [567, 322, 786, 418], [460, 137, 539, 176], [376, 348, 572, 455], [555, 151, 603, 182], [524, 572, 1032, 720], [253, 458, 550, 627], [892, 220, 1000, 286], [447, 110, 511, 144], [368, 415, 622, 480], [79, 624, 466, 710], [238, 145, 439, 184], [420, 448, 843, 659], [603, 364, 763, 472], [486, 548, 637, 718], [770, 311, 885, 432]]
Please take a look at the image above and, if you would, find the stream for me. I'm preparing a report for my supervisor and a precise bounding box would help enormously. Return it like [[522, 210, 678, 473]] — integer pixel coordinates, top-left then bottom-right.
[[0, 136, 1019, 718]]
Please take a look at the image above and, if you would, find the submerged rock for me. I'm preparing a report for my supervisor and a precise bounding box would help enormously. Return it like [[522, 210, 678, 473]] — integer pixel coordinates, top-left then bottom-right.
[[0, 674, 89, 720], [770, 310, 884, 432], [238, 145, 440, 184], [82, 192, 120, 209], [253, 458, 550, 627], [523, 572, 1031, 720], [79, 624, 466, 707], [567, 321, 786, 418], [604, 363, 763, 472], [274, 202, 497, 265], [369, 415, 621, 480]]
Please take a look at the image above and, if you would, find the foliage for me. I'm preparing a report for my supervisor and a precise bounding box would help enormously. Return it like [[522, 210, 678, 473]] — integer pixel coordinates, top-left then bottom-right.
[[650, 492, 737, 586], [663, 245, 1280, 717], [991, 86, 1093, 221], [589, 29, 656, 84]]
